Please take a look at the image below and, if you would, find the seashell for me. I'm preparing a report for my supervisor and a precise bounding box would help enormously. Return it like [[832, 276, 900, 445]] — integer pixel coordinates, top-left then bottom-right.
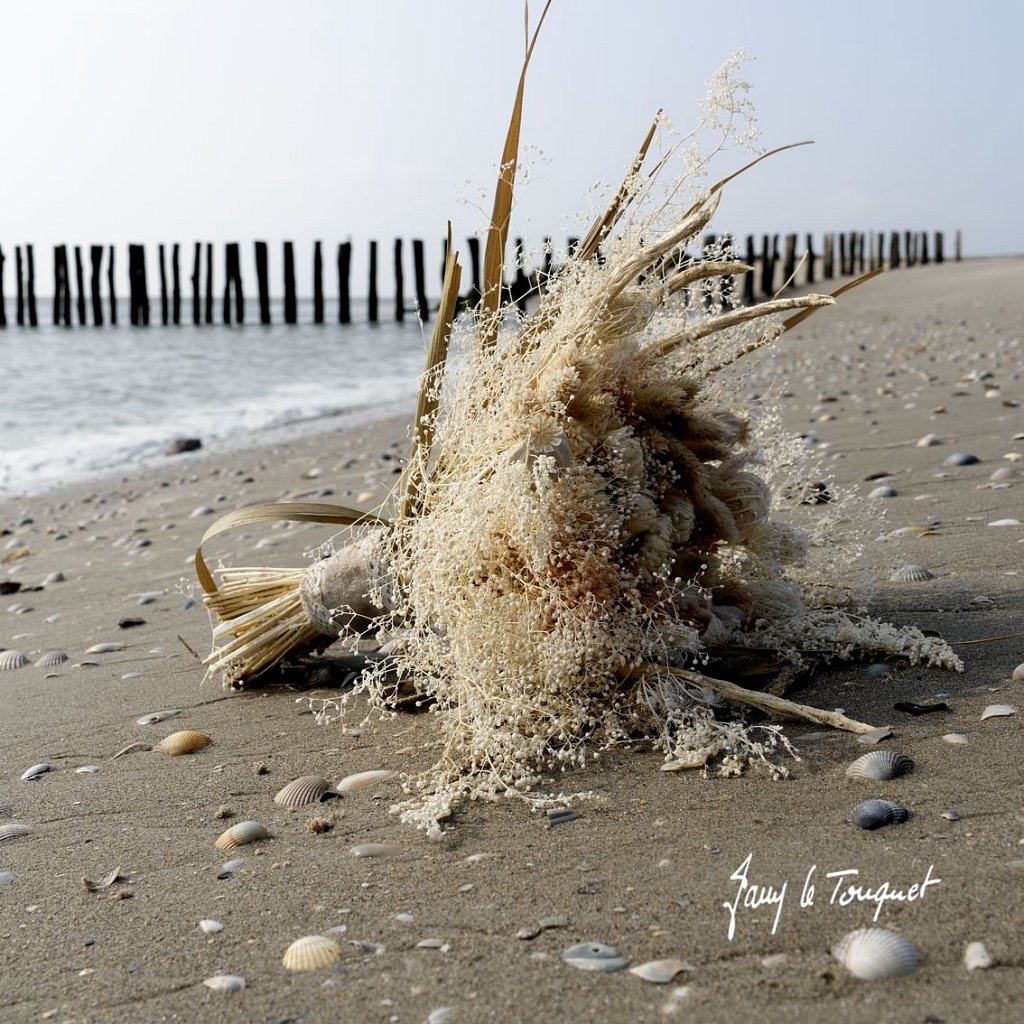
[[661, 749, 713, 770], [868, 486, 897, 498], [889, 564, 934, 583], [988, 518, 1021, 527], [893, 701, 948, 716], [916, 433, 943, 447], [850, 799, 912, 830], [274, 775, 334, 808], [546, 807, 581, 826], [20, 763, 52, 781], [980, 704, 1016, 720], [84, 642, 125, 653], [416, 938, 445, 949], [281, 934, 342, 971], [942, 732, 968, 744], [153, 730, 211, 756], [217, 858, 246, 879], [34, 650, 69, 668], [964, 941, 995, 971], [845, 750, 914, 782], [0, 822, 32, 842], [943, 452, 980, 466], [40, 571, 65, 585], [941, 809, 962, 821], [989, 466, 1017, 481], [856, 727, 894, 746], [561, 941, 629, 973], [202, 974, 245, 993], [1013, 662, 1024, 682], [832, 927, 919, 980], [350, 843, 403, 858], [215, 821, 270, 850], [426, 1009, 454, 1024], [0, 650, 29, 670], [198, 919, 224, 934], [135, 709, 181, 726], [74, 765, 100, 774], [332, 769, 397, 795], [0, 802, 12, 816], [628, 958, 693, 983], [0, 871, 17, 885]]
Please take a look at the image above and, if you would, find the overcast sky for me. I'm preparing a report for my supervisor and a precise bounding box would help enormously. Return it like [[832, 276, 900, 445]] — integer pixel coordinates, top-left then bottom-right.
[[0, 0, 1019, 299]]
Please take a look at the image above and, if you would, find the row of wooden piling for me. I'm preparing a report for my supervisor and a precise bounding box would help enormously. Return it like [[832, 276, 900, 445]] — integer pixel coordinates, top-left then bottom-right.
[[0, 230, 961, 328]]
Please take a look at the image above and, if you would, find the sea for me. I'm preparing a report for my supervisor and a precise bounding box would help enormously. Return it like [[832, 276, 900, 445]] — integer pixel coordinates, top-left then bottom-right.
[[0, 299, 429, 497]]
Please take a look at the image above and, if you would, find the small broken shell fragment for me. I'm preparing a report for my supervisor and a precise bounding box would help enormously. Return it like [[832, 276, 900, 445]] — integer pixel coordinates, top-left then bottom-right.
[[856, 727, 894, 746], [199, 919, 224, 934], [74, 764, 100, 774], [561, 941, 629, 973], [153, 730, 211, 756], [350, 843, 402, 858], [661, 749, 712, 770], [82, 867, 127, 892], [84, 642, 125, 654], [274, 775, 334, 808], [980, 704, 1016, 720], [214, 821, 270, 850], [332, 769, 397, 795], [1012, 662, 1024, 682], [20, 763, 52, 781], [832, 927, 919, 980], [111, 741, 150, 759], [136, 709, 181, 726], [202, 974, 245, 993], [281, 934, 342, 971], [845, 750, 913, 782], [850, 799, 911, 830], [942, 732, 969, 744], [964, 941, 995, 971], [629, 958, 693, 983], [889, 564, 934, 583], [0, 822, 32, 843]]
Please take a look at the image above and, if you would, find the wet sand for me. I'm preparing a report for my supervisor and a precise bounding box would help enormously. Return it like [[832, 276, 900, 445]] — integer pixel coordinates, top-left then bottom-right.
[[1, 258, 1022, 1023]]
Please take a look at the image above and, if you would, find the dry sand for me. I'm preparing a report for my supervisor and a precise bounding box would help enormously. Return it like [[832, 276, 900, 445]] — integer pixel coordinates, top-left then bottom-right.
[[1, 258, 1022, 1024]]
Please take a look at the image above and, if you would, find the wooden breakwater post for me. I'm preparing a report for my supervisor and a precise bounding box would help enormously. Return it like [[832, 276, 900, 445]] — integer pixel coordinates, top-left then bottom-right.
[[254, 241, 270, 324], [935, 231, 944, 263], [955, 230, 962, 261], [743, 235, 756, 304], [465, 236, 482, 307], [107, 245, 116, 325], [759, 234, 777, 296], [393, 239, 405, 322], [0, 246, 5, 327], [313, 241, 324, 324], [805, 233, 817, 284], [128, 244, 150, 325], [223, 243, 243, 324], [172, 244, 181, 324], [159, 244, 169, 325], [838, 234, 849, 276], [781, 233, 797, 289], [89, 246, 103, 325], [191, 243, 201, 325], [368, 240, 379, 323], [52, 245, 68, 325], [823, 233, 835, 279], [204, 243, 214, 324], [889, 231, 900, 269], [920, 231, 930, 265], [283, 241, 297, 324], [412, 239, 429, 321], [74, 246, 86, 325], [337, 242, 352, 324], [510, 237, 530, 312], [14, 246, 23, 325]]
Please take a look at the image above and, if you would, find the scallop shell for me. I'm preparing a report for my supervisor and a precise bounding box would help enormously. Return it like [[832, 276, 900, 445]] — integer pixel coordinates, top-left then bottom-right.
[[0, 822, 32, 843], [20, 763, 52, 781], [964, 941, 995, 971], [850, 799, 912, 830], [845, 750, 914, 782], [889, 564, 934, 583], [561, 941, 629, 973], [153, 730, 211, 756], [202, 974, 245, 993], [214, 821, 270, 850], [980, 704, 1016, 720], [0, 650, 29, 670], [832, 927, 919, 980], [281, 934, 342, 972], [34, 650, 69, 668], [332, 769, 397, 794], [273, 775, 333, 808], [628, 958, 693, 983]]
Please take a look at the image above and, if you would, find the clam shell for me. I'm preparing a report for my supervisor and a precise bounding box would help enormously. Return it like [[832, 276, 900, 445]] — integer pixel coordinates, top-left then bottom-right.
[[153, 730, 211, 756], [889, 564, 934, 583], [34, 650, 69, 668], [214, 821, 270, 850], [281, 934, 342, 972], [850, 799, 912, 830], [845, 750, 914, 782], [964, 941, 995, 971], [943, 452, 980, 466], [628, 958, 693, 983], [0, 650, 29, 670], [561, 941, 629, 973], [20, 763, 52, 781], [274, 775, 333, 808], [1013, 662, 1024, 682], [980, 704, 1016, 720], [202, 974, 246, 992], [332, 769, 397, 794], [832, 927, 919, 980], [0, 822, 32, 843]]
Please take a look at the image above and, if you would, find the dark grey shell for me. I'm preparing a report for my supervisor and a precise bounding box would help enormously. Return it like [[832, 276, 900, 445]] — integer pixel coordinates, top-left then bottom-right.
[[851, 799, 912, 830]]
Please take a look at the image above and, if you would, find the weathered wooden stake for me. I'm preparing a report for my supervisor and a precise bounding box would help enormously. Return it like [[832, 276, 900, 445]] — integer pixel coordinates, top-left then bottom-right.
[[466, 236, 482, 306], [412, 239, 428, 321], [875, 233, 884, 271], [368, 241, 379, 323], [52, 245, 65, 325], [743, 235, 756, 304], [920, 232, 930, 265], [73, 246, 86, 325], [823, 233, 835, 279], [393, 239, 405, 322], [172, 243, 181, 324], [255, 241, 270, 324], [204, 243, 214, 324], [89, 245, 103, 325], [955, 230, 962, 261], [511, 237, 530, 312], [805, 233, 816, 284], [159, 243, 169, 325], [15, 246, 24, 325], [782, 233, 797, 288], [889, 232, 900, 268], [935, 231, 944, 263], [106, 245, 115, 325], [313, 241, 324, 324], [838, 234, 848, 276], [223, 243, 243, 324], [759, 234, 776, 296], [904, 231, 914, 267], [191, 243, 201, 324], [283, 242, 297, 324], [0, 246, 5, 327], [337, 242, 352, 324]]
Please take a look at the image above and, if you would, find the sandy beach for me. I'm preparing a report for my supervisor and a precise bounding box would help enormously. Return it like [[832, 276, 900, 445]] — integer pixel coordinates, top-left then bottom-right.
[[1, 258, 1022, 1023]]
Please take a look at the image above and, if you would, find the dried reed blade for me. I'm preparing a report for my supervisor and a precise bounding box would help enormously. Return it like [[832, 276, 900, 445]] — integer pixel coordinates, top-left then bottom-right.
[[665, 260, 753, 295], [780, 265, 885, 333]]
